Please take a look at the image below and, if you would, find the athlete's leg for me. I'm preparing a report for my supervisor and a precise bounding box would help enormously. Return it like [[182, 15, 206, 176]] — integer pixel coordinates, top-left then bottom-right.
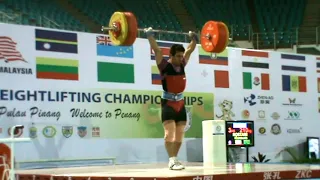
[[163, 120, 176, 158], [162, 100, 185, 170], [174, 121, 186, 157], [173, 106, 187, 169]]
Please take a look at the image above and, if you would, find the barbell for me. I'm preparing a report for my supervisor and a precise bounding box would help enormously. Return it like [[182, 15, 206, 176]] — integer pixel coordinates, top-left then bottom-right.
[[100, 12, 230, 53]]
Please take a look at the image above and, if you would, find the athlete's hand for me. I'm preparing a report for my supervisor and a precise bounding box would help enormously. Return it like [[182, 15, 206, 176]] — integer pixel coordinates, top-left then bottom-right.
[[188, 31, 198, 42], [144, 27, 155, 37]]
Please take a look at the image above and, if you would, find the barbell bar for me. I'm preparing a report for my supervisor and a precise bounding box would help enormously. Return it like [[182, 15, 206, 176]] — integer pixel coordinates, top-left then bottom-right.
[[102, 25, 193, 36], [101, 25, 233, 42], [100, 11, 230, 53], [101, 24, 214, 42]]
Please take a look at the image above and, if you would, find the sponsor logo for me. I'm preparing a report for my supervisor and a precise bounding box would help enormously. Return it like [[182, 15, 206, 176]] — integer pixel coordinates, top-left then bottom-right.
[[264, 172, 281, 179], [0, 36, 33, 75], [257, 110, 266, 120], [244, 94, 257, 106], [213, 125, 224, 135], [244, 94, 274, 106], [259, 127, 266, 135], [62, 126, 73, 138], [296, 170, 312, 179], [42, 126, 56, 138], [271, 124, 281, 135], [92, 127, 100, 137], [258, 95, 274, 104], [287, 127, 302, 134], [192, 175, 213, 180], [271, 112, 280, 120], [29, 125, 37, 139], [284, 111, 301, 120], [77, 126, 87, 138], [7, 127, 23, 137], [282, 98, 302, 106], [241, 109, 250, 119], [216, 125, 221, 132]]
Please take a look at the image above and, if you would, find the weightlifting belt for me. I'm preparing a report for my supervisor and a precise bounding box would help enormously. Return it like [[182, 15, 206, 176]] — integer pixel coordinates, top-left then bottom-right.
[[162, 91, 184, 101]]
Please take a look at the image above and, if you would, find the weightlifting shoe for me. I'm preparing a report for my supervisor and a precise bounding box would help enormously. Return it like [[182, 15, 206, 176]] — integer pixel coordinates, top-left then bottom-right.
[[168, 157, 185, 170]]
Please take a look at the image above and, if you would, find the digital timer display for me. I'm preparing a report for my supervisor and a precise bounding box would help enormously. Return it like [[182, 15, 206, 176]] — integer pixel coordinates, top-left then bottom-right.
[[226, 121, 254, 147]]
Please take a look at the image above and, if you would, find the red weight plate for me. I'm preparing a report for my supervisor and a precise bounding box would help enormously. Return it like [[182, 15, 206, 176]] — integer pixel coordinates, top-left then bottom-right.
[[201, 21, 218, 52], [123, 12, 138, 46], [0, 143, 11, 180], [214, 22, 229, 53], [201, 21, 230, 53]]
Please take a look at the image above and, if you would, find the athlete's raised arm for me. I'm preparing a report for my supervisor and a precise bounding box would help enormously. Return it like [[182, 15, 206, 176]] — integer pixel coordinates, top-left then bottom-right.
[[144, 27, 163, 65], [183, 31, 197, 65]]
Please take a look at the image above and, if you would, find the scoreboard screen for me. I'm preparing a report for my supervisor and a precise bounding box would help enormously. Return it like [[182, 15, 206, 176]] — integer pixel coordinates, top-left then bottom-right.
[[226, 121, 254, 147]]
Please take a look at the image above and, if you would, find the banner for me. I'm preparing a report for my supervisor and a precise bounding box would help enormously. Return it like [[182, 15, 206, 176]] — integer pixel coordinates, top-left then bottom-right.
[[0, 89, 214, 138], [1, 23, 320, 163]]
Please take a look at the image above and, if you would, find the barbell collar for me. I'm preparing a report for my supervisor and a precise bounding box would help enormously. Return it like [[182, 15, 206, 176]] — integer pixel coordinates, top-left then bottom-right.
[[101, 26, 114, 32]]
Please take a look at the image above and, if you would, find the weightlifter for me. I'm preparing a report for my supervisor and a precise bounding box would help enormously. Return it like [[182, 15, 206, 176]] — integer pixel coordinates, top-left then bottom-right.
[[144, 27, 197, 170]]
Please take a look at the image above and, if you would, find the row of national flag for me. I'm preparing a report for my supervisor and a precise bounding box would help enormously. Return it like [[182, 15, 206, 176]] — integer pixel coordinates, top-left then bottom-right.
[[35, 29, 134, 58], [29, 28, 319, 91], [149, 42, 316, 93], [34, 29, 134, 83], [240, 49, 307, 92]]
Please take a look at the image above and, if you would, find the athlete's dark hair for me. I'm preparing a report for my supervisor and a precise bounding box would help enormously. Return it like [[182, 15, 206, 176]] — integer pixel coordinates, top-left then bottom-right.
[[170, 44, 185, 56]]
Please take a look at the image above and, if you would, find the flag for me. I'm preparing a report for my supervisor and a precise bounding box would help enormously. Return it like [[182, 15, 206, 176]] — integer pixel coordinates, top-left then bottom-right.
[[319, 97, 320, 113], [281, 54, 305, 61], [241, 50, 270, 90], [281, 53, 306, 72], [96, 36, 133, 58], [316, 57, 320, 73], [36, 57, 78, 81], [151, 65, 161, 85], [214, 70, 229, 88], [0, 36, 26, 62], [243, 72, 270, 90], [242, 50, 269, 58], [97, 62, 134, 83], [318, 78, 320, 93], [198, 46, 228, 65], [150, 42, 182, 61], [282, 65, 306, 72], [282, 75, 307, 92], [35, 29, 78, 54], [242, 61, 269, 69], [241, 50, 269, 69]]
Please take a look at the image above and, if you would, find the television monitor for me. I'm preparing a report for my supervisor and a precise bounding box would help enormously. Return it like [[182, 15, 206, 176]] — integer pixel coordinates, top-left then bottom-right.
[[226, 120, 254, 147], [307, 137, 319, 160]]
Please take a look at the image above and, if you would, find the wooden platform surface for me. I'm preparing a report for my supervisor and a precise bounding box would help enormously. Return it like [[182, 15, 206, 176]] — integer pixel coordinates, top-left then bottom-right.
[[16, 162, 320, 180]]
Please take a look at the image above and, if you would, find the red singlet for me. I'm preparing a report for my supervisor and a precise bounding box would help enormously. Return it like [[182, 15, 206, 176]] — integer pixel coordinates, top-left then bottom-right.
[[157, 58, 186, 112]]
